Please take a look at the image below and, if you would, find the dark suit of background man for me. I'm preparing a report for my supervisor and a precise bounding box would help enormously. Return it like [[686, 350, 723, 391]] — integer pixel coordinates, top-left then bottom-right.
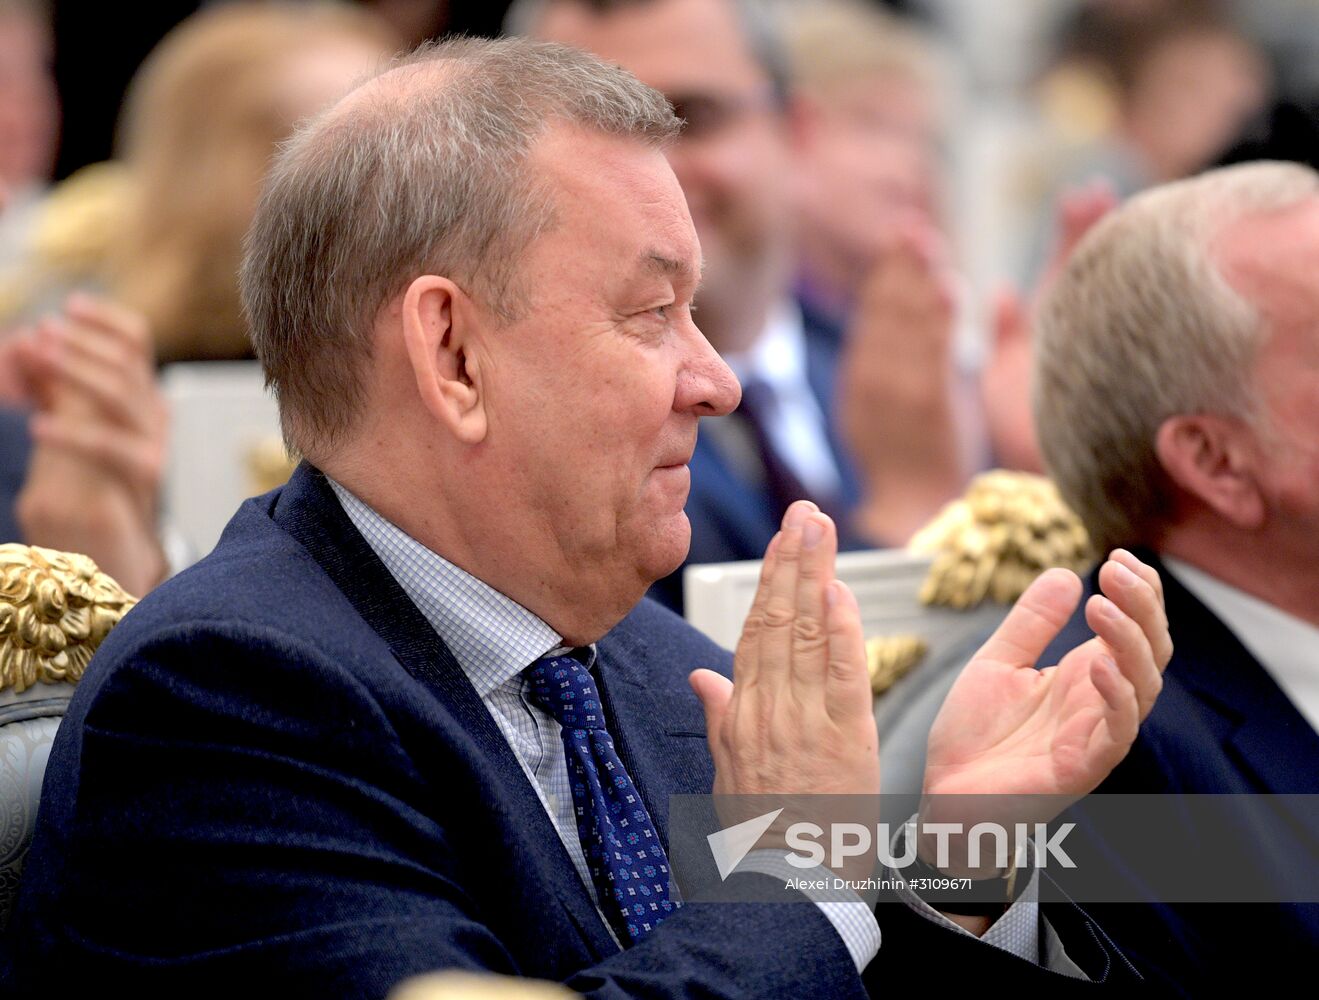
[[1032, 161, 1319, 991], [8, 37, 1170, 996]]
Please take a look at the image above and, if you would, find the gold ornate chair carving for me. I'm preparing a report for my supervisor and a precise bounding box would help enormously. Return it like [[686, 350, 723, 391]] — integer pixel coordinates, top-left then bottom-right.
[[0, 545, 136, 929]]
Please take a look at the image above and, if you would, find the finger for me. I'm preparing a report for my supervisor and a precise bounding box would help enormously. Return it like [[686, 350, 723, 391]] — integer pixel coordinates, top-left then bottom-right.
[[29, 415, 163, 508], [1098, 555, 1172, 672], [897, 213, 947, 271], [55, 330, 161, 413], [823, 580, 871, 723], [974, 567, 1082, 668], [1109, 547, 1166, 612], [43, 351, 143, 428], [689, 668, 734, 750], [735, 529, 782, 686], [0, 330, 49, 404], [756, 501, 815, 686], [1084, 591, 1162, 721], [790, 511, 836, 691], [1089, 652, 1136, 720], [894, 220, 956, 314], [62, 291, 153, 353], [45, 313, 156, 398], [1087, 653, 1139, 751]]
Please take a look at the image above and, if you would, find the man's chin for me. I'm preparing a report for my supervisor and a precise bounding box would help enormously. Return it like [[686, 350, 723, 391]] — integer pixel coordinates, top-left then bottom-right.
[[640, 512, 692, 584]]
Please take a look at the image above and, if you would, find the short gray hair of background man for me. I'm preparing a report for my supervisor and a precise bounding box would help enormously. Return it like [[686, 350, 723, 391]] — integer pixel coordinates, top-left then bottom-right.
[[1034, 159, 1319, 557]]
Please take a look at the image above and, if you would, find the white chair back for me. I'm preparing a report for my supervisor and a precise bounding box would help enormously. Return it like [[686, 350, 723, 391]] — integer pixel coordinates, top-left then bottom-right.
[[161, 362, 284, 560]]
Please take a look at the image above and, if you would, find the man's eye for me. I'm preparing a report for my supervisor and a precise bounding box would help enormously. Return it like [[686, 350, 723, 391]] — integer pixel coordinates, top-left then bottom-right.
[[652, 304, 670, 319]]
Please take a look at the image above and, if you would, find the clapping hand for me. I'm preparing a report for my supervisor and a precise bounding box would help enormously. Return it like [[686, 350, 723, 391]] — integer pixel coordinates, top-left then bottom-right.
[[14, 293, 169, 596], [920, 549, 1170, 874]]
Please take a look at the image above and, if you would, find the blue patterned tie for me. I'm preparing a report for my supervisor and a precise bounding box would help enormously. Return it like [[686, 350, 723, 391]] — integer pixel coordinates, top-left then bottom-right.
[[524, 652, 678, 943]]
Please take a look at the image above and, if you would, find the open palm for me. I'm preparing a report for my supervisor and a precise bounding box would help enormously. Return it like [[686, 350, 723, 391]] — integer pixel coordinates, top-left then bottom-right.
[[924, 552, 1170, 809]]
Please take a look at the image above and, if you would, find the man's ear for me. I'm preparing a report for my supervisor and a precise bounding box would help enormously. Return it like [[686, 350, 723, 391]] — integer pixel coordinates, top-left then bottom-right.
[[400, 275, 487, 445], [1155, 413, 1264, 529]]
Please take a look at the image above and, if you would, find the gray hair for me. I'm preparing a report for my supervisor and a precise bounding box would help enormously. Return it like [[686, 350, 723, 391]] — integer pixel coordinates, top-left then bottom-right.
[[504, 0, 791, 102], [1034, 160, 1319, 554], [240, 35, 680, 456]]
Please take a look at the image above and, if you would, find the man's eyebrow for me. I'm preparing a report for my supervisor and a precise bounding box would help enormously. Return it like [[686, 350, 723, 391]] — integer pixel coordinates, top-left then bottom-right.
[[642, 251, 705, 285]]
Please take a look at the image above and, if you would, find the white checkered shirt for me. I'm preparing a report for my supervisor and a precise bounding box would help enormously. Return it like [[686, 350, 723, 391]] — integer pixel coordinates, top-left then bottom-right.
[[330, 481, 882, 967]]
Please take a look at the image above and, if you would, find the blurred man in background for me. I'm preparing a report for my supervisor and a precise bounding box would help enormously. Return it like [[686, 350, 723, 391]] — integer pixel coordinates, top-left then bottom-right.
[[786, 0, 944, 334]]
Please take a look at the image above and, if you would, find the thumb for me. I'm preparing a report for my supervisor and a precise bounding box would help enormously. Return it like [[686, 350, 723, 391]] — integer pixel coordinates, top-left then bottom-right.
[[973, 567, 1082, 669], [689, 668, 733, 740]]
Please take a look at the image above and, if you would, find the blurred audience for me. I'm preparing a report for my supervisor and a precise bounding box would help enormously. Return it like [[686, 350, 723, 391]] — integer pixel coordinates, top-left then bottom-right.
[[1043, 0, 1269, 192], [1014, 0, 1268, 298], [1, 1, 393, 362], [0, 2, 394, 592], [0, 0, 58, 270], [1035, 161, 1319, 986], [0, 293, 167, 596], [784, 0, 977, 543], [786, 0, 943, 328], [361, 0, 452, 47], [980, 181, 1117, 474]]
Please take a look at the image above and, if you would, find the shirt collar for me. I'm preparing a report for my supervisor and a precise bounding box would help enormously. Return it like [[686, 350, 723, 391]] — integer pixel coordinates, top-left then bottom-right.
[[329, 479, 582, 697], [1162, 556, 1319, 733]]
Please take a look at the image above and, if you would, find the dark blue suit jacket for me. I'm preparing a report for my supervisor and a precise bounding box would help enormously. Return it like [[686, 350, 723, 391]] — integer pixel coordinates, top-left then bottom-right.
[[8, 465, 1143, 996], [650, 304, 863, 612], [1043, 552, 1319, 990], [0, 406, 31, 542]]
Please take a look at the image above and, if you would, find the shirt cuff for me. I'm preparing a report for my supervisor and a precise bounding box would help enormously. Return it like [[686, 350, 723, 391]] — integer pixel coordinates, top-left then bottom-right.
[[735, 849, 881, 972], [882, 815, 1042, 965]]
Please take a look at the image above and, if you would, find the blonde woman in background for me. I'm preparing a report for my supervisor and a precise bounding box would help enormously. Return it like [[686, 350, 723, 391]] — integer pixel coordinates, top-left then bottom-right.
[[1, 1, 395, 362]]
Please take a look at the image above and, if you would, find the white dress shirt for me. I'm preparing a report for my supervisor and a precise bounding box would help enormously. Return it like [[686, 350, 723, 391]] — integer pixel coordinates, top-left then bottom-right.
[[721, 300, 844, 500], [1163, 557, 1319, 734]]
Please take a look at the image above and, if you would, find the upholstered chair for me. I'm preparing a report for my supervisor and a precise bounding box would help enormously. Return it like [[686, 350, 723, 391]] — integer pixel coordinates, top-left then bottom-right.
[[0, 545, 136, 928]]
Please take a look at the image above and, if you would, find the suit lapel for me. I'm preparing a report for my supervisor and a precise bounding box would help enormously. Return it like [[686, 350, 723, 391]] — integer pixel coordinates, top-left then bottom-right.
[[269, 463, 619, 958], [1150, 551, 1319, 795], [594, 617, 714, 845]]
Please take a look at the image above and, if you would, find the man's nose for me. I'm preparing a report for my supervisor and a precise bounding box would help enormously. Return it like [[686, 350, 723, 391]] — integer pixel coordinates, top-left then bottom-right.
[[678, 326, 740, 418]]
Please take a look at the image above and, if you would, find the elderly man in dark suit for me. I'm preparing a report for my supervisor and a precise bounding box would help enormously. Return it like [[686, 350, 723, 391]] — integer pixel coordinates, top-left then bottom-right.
[[1034, 160, 1319, 990], [8, 37, 1170, 996]]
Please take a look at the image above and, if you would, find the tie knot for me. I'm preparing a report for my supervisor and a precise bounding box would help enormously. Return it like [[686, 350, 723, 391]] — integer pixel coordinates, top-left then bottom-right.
[[524, 653, 606, 731]]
